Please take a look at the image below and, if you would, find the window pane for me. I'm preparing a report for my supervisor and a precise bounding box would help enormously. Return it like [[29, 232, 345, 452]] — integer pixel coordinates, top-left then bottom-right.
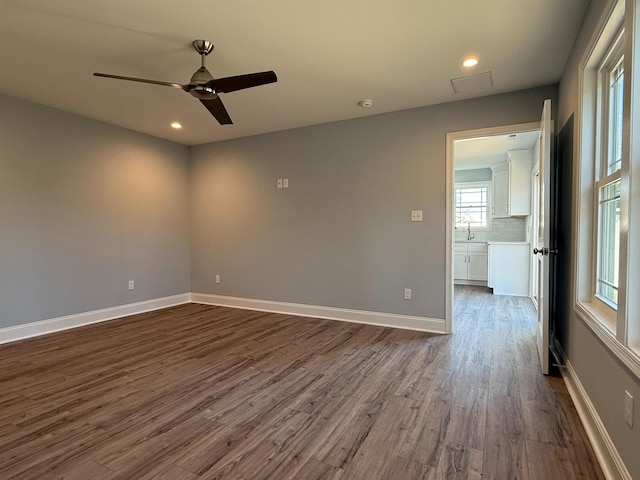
[[608, 57, 624, 175], [455, 186, 487, 228], [596, 178, 621, 306]]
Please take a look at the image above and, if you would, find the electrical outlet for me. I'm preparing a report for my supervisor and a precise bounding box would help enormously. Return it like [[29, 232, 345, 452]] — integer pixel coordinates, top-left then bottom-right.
[[411, 210, 423, 222], [625, 390, 634, 428], [215, 274, 221, 284], [128, 280, 134, 290], [404, 288, 412, 300]]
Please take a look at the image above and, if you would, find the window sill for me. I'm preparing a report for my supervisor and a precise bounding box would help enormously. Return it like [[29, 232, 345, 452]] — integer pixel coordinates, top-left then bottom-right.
[[575, 301, 640, 380]]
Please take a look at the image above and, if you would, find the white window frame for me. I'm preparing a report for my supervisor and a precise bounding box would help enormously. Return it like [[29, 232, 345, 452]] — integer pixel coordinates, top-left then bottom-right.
[[593, 172, 621, 312], [577, 0, 640, 376], [454, 181, 492, 231], [591, 30, 624, 324]]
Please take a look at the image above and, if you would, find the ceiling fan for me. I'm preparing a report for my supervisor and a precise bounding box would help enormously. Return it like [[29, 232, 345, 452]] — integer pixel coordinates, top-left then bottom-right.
[[94, 40, 277, 125]]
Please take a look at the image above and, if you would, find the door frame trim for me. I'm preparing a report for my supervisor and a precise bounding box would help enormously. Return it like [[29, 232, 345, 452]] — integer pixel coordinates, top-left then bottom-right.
[[445, 121, 540, 334]]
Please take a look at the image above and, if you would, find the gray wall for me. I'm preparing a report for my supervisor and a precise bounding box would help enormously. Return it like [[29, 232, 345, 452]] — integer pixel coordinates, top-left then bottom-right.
[[0, 94, 191, 328], [558, 0, 640, 476], [190, 85, 557, 319]]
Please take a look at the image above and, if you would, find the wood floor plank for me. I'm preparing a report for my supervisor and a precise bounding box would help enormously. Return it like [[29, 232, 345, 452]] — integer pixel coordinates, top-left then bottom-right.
[[53, 459, 116, 480], [315, 377, 396, 469], [417, 394, 455, 467], [135, 463, 200, 480], [435, 443, 484, 480], [386, 456, 436, 480], [545, 382, 606, 480], [0, 287, 604, 479], [525, 439, 577, 480], [341, 395, 416, 480], [290, 458, 344, 480], [483, 393, 529, 480]]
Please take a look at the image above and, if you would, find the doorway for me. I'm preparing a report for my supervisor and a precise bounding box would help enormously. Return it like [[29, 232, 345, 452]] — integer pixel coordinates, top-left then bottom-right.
[[445, 122, 540, 334]]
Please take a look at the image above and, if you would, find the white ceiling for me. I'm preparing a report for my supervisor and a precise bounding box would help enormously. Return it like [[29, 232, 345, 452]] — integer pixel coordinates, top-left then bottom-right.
[[0, 0, 588, 146], [455, 130, 540, 170]]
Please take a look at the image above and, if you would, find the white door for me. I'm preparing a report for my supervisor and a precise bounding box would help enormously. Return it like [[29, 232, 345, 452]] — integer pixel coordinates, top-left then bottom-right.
[[535, 99, 552, 374]]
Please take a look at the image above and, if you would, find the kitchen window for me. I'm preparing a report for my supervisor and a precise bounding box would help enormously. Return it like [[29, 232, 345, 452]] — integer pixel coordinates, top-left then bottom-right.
[[454, 182, 490, 230]]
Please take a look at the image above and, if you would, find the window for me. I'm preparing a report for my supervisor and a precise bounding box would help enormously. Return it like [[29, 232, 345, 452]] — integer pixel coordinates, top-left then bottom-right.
[[594, 44, 623, 311], [606, 56, 624, 175], [578, 0, 640, 373], [454, 183, 489, 229], [595, 177, 620, 307]]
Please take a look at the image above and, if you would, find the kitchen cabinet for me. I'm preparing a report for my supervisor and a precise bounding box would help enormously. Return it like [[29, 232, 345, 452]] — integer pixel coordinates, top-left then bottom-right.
[[454, 243, 488, 282], [492, 169, 509, 217], [491, 150, 532, 218], [487, 242, 530, 296]]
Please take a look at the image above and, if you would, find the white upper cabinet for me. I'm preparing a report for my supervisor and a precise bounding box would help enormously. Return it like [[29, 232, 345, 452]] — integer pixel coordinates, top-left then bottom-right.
[[508, 150, 532, 216], [492, 168, 509, 217], [491, 149, 532, 218]]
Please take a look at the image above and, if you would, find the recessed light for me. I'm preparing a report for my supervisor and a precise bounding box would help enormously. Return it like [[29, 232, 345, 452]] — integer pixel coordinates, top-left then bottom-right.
[[462, 57, 479, 68], [358, 99, 373, 108], [170, 121, 182, 129]]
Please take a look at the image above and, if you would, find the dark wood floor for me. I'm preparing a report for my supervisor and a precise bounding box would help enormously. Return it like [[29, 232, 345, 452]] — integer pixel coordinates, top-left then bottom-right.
[[0, 286, 603, 479]]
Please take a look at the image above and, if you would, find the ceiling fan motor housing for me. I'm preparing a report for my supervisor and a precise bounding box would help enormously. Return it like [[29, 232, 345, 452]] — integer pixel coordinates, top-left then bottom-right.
[[189, 66, 216, 99], [190, 84, 216, 99]]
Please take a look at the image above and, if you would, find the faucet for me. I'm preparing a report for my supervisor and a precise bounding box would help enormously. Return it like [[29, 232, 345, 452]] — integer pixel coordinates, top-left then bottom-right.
[[467, 222, 475, 241]]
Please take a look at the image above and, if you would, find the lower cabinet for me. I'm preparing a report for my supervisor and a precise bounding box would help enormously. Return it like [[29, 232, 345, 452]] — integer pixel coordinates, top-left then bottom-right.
[[454, 243, 488, 282], [487, 242, 530, 296]]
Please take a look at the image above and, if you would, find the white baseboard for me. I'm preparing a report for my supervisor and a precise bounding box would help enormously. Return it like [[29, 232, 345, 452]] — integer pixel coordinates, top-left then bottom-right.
[[560, 357, 632, 480], [190, 292, 446, 334], [0, 292, 445, 346], [0, 293, 190, 345]]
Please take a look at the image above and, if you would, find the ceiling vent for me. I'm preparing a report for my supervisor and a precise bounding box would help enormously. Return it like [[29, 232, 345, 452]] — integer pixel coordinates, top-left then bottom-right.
[[451, 71, 493, 94]]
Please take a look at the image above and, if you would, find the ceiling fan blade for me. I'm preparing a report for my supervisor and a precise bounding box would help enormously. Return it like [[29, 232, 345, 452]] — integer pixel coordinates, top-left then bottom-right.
[[200, 97, 233, 125], [93, 73, 189, 91], [210, 71, 277, 94]]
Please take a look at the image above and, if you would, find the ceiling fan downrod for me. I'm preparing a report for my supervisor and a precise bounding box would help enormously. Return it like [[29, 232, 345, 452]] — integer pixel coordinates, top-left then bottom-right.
[[189, 40, 216, 98]]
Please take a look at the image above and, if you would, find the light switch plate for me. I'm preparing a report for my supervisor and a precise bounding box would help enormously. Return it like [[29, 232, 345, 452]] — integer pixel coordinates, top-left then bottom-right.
[[411, 210, 423, 222]]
